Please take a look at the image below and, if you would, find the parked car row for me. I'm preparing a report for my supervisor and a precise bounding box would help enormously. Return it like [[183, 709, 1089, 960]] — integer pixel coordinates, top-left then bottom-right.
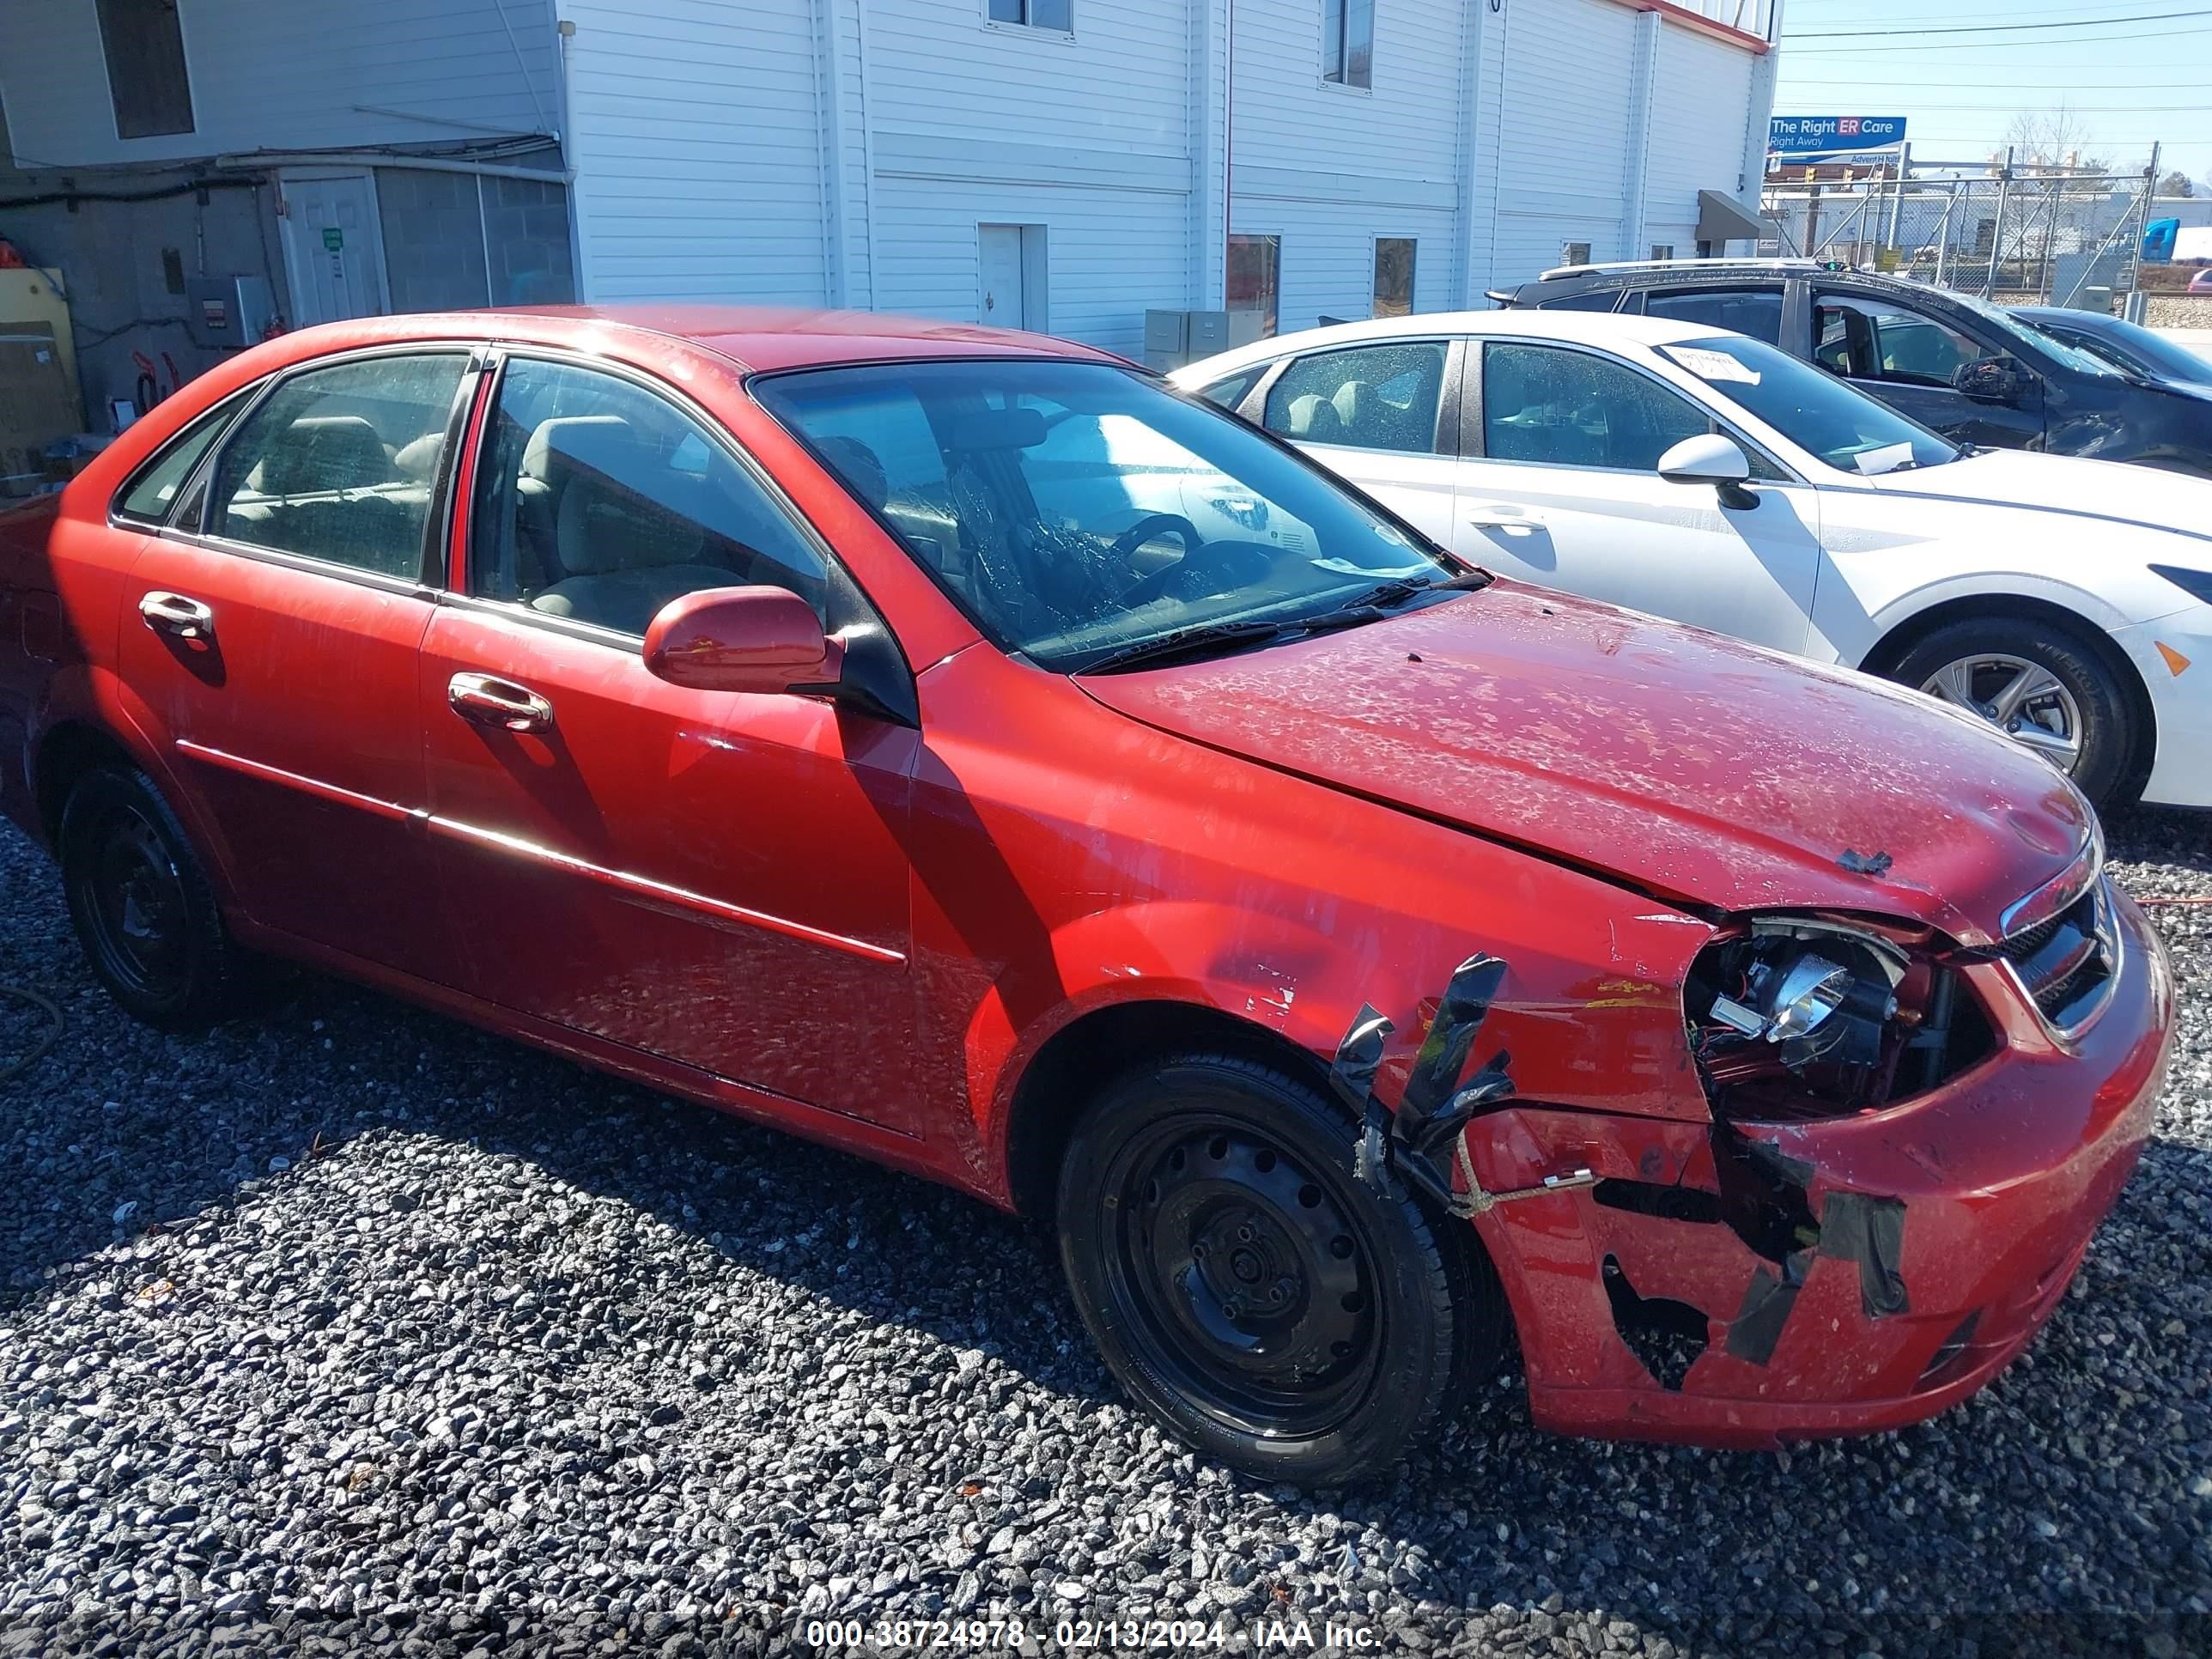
[[0, 297, 2180, 1486], [1490, 258, 2212, 477], [1177, 304, 2212, 811]]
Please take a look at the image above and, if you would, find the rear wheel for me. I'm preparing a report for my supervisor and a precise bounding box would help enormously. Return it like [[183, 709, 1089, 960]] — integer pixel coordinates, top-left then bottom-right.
[[1889, 617, 2136, 806], [1056, 1054, 1503, 1485], [59, 765, 248, 1030]]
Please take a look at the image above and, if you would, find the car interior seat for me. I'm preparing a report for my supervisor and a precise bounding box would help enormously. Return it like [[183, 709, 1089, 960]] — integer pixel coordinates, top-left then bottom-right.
[[1284, 393, 1345, 443], [222, 415, 421, 573], [523, 419, 752, 636]]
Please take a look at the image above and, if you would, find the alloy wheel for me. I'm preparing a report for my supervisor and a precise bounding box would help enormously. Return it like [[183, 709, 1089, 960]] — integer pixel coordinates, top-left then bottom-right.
[[1920, 652, 2084, 774]]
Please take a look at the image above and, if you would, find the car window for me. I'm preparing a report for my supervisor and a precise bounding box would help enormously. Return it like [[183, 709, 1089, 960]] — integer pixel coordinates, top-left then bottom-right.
[[206, 355, 467, 577], [1814, 293, 1990, 388], [1192, 365, 1266, 414], [1661, 334, 1959, 475], [468, 358, 829, 639], [1642, 287, 1784, 345], [113, 392, 251, 526], [756, 358, 1455, 672], [1261, 341, 1448, 453], [1482, 342, 1736, 472], [1535, 291, 1623, 313]]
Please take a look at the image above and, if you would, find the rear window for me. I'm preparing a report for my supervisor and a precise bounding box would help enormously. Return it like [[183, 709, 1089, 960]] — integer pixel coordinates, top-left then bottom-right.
[[113, 393, 251, 526], [1534, 290, 1623, 313], [1643, 288, 1785, 344]]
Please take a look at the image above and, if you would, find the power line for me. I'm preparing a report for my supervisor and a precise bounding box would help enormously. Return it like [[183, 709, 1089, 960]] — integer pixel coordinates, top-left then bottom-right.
[[1785, 6, 2212, 37], [1780, 103, 2212, 112], [1784, 0, 2196, 18], [1784, 75, 2212, 84], [1788, 22, 2212, 52]]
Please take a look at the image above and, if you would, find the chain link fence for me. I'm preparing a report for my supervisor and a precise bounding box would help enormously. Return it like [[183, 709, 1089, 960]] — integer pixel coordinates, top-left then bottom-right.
[[1759, 169, 2157, 308]]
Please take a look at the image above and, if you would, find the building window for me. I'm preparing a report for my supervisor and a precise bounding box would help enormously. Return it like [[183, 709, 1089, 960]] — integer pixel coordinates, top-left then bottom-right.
[[1560, 240, 1592, 268], [1227, 235, 1281, 337], [989, 0, 1073, 29], [96, 0, 195, 139], [1322, 0, 1374, 88], [1649, 244, 1675, 262], [1373, 238, 1416, 318]]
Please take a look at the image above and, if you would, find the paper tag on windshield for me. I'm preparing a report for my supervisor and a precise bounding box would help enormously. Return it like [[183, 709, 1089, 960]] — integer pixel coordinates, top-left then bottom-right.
[[1667, 346, 1760, 385], [1853, 441, 1917, 476], [1311, 557, 1431, 576]]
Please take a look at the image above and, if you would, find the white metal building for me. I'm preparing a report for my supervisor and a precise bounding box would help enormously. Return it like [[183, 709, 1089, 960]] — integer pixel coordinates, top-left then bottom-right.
[[1, 0, 1780, 405]]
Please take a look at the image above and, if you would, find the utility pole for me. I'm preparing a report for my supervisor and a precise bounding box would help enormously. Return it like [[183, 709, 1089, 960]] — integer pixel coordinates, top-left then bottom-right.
[[1884, 140, 1911, 264], [1984, 145, 2013, 297]]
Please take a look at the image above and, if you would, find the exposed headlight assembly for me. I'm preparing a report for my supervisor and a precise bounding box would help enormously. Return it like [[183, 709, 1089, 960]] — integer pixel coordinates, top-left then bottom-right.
[[1687, 917, 1990, 1119]]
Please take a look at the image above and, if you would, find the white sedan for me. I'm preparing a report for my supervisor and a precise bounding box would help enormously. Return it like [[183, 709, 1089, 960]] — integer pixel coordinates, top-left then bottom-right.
[[1173, 311, 2212, 808]]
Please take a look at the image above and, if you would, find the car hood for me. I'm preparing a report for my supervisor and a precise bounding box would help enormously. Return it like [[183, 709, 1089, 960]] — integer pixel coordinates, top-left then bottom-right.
[[1075, 582, 2093, 945], [1869, 446, 2212, 547]]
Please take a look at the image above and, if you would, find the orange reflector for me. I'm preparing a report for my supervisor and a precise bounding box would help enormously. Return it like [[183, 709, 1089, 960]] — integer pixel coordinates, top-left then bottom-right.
[[2155, 641, 2191, 677]]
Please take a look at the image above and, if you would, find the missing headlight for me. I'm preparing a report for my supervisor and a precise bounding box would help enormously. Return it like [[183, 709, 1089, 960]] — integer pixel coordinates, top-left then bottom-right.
[[1686, 918, 1991, 1118]]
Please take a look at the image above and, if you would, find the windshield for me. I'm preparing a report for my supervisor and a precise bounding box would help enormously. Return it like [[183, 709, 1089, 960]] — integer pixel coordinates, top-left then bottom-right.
[[1660, 334, 1960, 474], [2041, 313, 2212, 386], [1942, 289, 2121, 379], [754, 360, 1460, 670]]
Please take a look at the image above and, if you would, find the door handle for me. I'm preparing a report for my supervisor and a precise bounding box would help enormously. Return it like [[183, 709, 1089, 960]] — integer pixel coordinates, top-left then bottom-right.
[[448, 672, 555, 734], [1467, 509, 1544, 535], [139, 591, 216, 647]]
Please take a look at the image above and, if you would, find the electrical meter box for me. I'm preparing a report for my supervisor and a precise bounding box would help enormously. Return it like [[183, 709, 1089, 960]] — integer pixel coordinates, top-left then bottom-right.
[[1142, 308, 1268, 372], [183, 276, 275, 351]]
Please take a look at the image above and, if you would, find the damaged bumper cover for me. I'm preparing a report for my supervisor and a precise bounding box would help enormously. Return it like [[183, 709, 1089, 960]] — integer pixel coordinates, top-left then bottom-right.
[[1455, 889, 2173, 1448]]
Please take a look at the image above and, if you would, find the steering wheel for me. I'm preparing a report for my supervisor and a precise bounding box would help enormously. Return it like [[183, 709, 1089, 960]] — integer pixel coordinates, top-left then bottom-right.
[[1109, 514, 1204, 608]]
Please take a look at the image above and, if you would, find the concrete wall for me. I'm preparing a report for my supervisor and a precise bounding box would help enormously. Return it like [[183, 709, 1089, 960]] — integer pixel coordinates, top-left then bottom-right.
[[0, 162, 289, 419]]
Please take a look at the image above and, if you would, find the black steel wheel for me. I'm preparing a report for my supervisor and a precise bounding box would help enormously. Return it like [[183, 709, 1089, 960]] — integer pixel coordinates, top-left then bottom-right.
[[1057, 1054, 1504, 1484], [59, 764, 247, 1030]]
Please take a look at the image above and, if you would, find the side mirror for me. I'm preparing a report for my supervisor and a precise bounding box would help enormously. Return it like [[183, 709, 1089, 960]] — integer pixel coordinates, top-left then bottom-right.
[[1657, 434, 1758, 511], [642, 586, 842, 696], [1656, 433, 1752, 486], [1953, 356, 2029, 406]]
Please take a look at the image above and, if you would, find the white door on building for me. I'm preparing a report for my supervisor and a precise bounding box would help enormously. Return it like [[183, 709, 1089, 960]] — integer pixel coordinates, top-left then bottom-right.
[[279, 173, 391, 327], [978, 224, 1041, 330]]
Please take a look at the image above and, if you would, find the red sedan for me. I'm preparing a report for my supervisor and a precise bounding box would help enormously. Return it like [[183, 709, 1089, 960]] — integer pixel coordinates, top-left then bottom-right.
[[0, 308, 2173, 1483]]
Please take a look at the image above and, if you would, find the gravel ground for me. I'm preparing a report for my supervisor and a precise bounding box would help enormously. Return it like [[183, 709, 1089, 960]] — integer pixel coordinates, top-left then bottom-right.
[[2, 809, 2209, 1659]]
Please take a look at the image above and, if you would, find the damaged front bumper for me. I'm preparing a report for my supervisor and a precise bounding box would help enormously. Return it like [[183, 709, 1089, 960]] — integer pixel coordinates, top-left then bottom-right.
[[1461, 889, 2175, 1448]]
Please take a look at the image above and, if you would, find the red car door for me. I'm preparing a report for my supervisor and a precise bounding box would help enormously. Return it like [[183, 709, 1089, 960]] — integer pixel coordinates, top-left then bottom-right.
[[116, 349, 476, 982], [420, 353, 921, 1127]]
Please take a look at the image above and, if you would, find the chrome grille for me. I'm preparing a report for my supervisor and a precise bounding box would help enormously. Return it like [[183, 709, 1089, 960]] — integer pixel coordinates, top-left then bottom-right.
[[1996, 873, 2118, 1037]]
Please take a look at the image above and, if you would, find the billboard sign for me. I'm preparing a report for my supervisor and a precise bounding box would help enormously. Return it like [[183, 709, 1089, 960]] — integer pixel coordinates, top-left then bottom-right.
[[1768, 115, 1907, 156]]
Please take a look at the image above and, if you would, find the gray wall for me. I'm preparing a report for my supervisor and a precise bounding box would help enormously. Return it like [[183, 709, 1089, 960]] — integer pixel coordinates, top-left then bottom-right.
[[0, 163, 292, 422]]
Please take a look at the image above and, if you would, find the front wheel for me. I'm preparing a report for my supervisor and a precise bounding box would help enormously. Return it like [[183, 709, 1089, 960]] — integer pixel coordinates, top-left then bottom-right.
[[1056, 1054, 1504, 1485], [1889, 617, 2136, 806]]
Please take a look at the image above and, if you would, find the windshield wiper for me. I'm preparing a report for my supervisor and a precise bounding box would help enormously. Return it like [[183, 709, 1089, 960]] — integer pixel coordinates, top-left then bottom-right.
[[1077, 571, 1490, 676], [1329, 569, 1491, 612], [1076, 618, 1298, 675]]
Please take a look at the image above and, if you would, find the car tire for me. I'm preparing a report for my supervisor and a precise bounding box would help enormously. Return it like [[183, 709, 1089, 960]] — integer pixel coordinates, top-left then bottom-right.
[[1055, 1053, 1504, 1485], [59, 764, 250, 1030], [1887, 617, 2136, 807]]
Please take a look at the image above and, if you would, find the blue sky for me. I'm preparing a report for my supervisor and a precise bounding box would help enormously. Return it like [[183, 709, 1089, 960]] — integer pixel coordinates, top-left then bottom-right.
[[1771, 0, 2212, 190]]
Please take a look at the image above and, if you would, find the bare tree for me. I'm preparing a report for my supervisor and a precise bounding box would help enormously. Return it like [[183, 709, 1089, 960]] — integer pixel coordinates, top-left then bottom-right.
[[2001, 107, 2106, 174]]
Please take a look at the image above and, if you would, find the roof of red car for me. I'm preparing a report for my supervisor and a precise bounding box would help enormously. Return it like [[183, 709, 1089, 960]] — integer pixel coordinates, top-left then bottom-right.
[[364, 304, 1133, 373]]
